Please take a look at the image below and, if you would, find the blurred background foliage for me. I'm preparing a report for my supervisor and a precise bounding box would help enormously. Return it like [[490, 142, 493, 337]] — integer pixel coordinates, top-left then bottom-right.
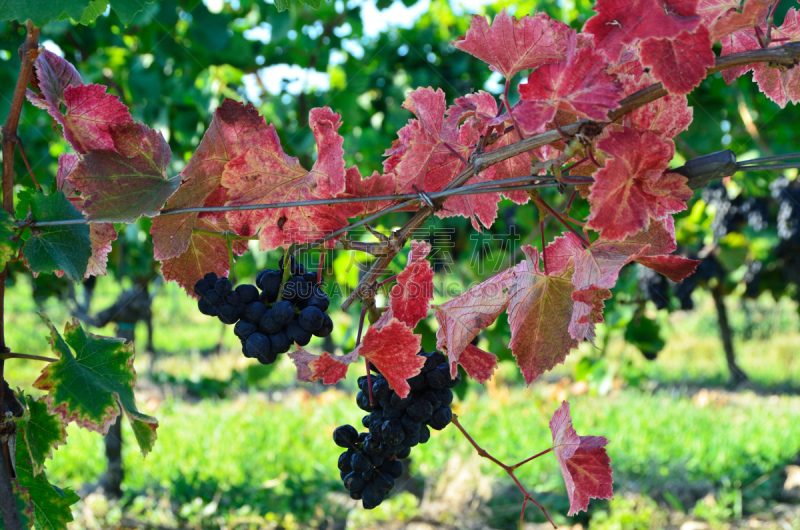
[[1, 0, 800, 527]]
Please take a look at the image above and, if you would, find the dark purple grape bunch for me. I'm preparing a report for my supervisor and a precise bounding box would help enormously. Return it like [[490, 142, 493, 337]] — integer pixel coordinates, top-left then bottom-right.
[[334, 350, 460, 509], [193, 257, 333, 366]]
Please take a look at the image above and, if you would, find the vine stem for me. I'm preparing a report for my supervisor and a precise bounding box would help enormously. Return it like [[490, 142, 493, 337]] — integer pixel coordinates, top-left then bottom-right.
[[0, 20, 39, 530], [355, 305, 373, 406], [540, 220, 548, 275], [451, 415, 555, 527], [502, 77, 526, 141]]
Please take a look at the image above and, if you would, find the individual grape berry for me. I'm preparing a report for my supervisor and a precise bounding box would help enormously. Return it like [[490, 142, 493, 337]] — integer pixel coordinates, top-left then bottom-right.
[[406, 398, 433, 423], [344, 472, 367, 493], [287, 320, 312, 346], [308, 287, 330, 312], [361, 482, 385, 510], [425, 366, 448, 389], [406, 372, 426, 392], [271, 301, 295, 326], [350, 491, 362, 500], [279, 255, 305, 276], [356, 391, 374, 412], [256, 349, 279, 365], [269, 331, 291, 354], [234, 321, 257, 340], [374, 472, 395, 493], [194, 278, 212, 297], [404, 432, 421, 447], [361, 466, 376, 482], [372, 378, 392, 403], [282, 276, 313, 305], [390, 391, 412, 410], [395, 446, 411, 459], [418, 425, 430, 445], [204, 289, 222, 306], [257, 270, 282, 302], [381, 404, 403, 420], [214, 277, 233, 297], [235, 284, 259, 305], [204, 272, 218, 283], [444, 367, 462, 389], [303, 271, 319, 285], [351, 451, 371, 474], [381, 419, 405, 445], [420, 390, 441, 410], [298, 306, 324, 333], [338, 451, 354, 473], [259, 310, 282, 334], [313, 313, 334, 337], [333, 425, 359, 448], [436, 388, 454, 407], [241, 302, 267, 324], [365, 450, 384, 467], [198, 298, 218, 317], [245, 333, 270, 358], [401, 415, 421, 435], [428, 406, 453, 430], [358, 432, 369, 444], [357, 376, 370, 395], [381, 460, 403, 479], [217, 304, 240, 325]]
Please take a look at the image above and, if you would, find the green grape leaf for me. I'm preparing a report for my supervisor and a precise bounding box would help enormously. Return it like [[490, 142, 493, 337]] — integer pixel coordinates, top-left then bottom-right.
[[274, 0, 290, 11], [33, 314, 159, 455], [0, 468, 34, 530], [0, 0, 92, 27], [298, 0, 321, 8], [16, 423, 78, 530], [0, 209, 20, 271], [20, 393, 67, 476], [23, 191, 91, 282], [109, 0, 154, 25], [78, 0, 108, 24]]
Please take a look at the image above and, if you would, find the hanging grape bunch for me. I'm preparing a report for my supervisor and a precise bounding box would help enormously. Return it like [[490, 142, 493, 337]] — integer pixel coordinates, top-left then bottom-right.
[[333, 350, 461, 509], [192, 256, 333, 365]]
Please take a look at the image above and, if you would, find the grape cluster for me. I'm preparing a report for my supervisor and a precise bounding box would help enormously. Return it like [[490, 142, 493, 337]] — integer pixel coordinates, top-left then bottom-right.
[[333, 350, 460, 509], [638, 265, 671, 310], [192, 257, 333, 365]]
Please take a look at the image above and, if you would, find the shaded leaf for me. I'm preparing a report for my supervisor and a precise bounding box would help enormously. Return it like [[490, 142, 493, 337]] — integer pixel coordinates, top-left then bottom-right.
[[49, 84, 132, 153], [33, 314, 158, 455], [23, 191, 91, 282], [0, 0, 92, 27], [0, 209, 20, 272], [68, 122, 178, 223], [109, 0, 155, 25], [26, 50, 82, 110], [507, 245, 578, 384], [288, 349, 358, 384]]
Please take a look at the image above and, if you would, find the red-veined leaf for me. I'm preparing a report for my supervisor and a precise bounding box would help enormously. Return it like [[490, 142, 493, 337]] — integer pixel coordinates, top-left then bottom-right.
[[550, 401, 613, 516], [50, 84, 133, 154], [456, 343, 498, 384], [584, 0, 702, 62], [452, 9, 571, 79], [639, 26, 715, 95], [699, 0, 770, 42], [390, 240, 434, 329], [618, 67, 693, 138], [26, 50, 82, 110], [151, 98, 269, 261], [569, 287, 612, 343], [586, 127, 691, 240], [289, 349, 358, 385], [353, 318, 424, 398]]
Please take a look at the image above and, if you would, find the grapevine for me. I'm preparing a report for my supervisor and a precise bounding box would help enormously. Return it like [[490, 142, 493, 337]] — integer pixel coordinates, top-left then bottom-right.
[[0, 1, 798, 528]]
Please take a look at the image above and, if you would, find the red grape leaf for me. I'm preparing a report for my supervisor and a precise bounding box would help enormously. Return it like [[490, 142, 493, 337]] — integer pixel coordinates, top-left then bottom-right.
[[445, 91, 506, 136], [584, 0, 702, 62], [569, 287, 612, 343], [618, 68, 693, 138], [550, 402, 613, 516], [456, 343, 498, 384], [543, 232, 585, 276], [390, 240, 434, 329], [159, 217, 248, 297], [518, 38, 620, 133], [452, 9, 571, 79], [394, 87, 500, 230], [699, 0, 770, 41], [68, 122, 179, 223], [435, 268, 513, 376], [151, 98, 269, 261], [50, 84, 133, 154], [222, 107, 350, 249], [586, 127, 691, 241], [336, 167, 397, 218], [288, 349, 358, 385], [636, 254, 700, 281], [507, 245, 578, 384], [26, 50, 82, 110], [353, 318, 424, 398], [639, 27, 715, 95]]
